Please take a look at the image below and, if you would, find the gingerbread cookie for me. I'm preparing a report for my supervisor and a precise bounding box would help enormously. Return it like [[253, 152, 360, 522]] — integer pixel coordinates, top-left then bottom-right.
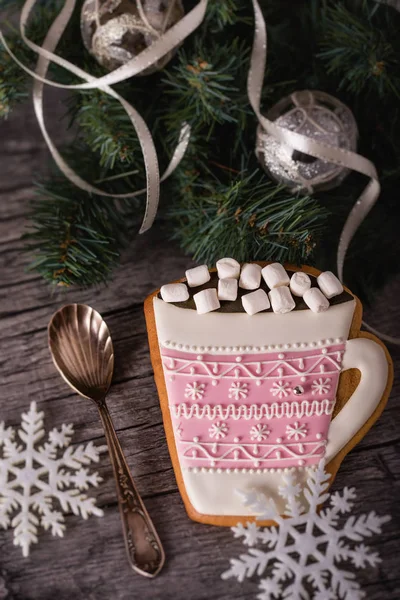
[[144, 262, 393, 526]]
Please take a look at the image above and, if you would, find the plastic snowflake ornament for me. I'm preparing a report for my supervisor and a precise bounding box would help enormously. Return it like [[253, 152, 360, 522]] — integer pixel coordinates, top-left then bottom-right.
[[312, 377, 332, 395], [184, 381, 205, 401], [270, 381, 291, 399], [222, 460, 390, 599], [209, 421, 229, 439], [0, 402, 106, 557], [229, 382, 249, 401]]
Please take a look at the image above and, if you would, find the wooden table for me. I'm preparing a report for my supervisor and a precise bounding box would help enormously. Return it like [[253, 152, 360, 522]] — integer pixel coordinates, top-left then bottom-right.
[[1, 94, 399, 600]]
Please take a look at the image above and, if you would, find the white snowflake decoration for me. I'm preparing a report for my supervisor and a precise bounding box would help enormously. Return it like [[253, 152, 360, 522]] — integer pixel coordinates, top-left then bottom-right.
[[0, 402, 105, 557], [209, 421, 229, 439], [184, 381, 205, 401], [270, 381, 291, 399], [250, 424, 270, 442], [312, 377, 332, 395], [222, 460, 390, 599], [286, 421, 308, 441], [229, 382, 249, 401]]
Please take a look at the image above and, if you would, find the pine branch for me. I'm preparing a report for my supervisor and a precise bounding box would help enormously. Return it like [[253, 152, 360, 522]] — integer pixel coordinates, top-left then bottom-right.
[[204, 0, 251, 32], [169, 167, 327, 265], [318, 1, 400, 99]]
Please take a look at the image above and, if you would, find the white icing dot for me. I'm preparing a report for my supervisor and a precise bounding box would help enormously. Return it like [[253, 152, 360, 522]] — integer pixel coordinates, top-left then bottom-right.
[[209, 468, 214, 473], [269, 468, 275, 473], [284, 468, 290, 473], [284, 344, 290, 350], [185, 345, 190, 350], [212, 380, 218, 386], [262, 345, 268, 351], [219, 346, 225, 352], [318, 340, 324, 346], [226, 468, 231, 474], [193, 467, 198, 473], [327, 338, 333, 345], [276, 437, 283, 443], [301, 342, 307, 348], [178, 344, 183, 349], [211, 460, 216, 467], [206, 346, 211, 352], [236, 356, 242, 362], [249, 469, 254, 474], [278, 353, 285, 359], [189, 367, 195, 375], [310, 342, 316, 348], [169, 376, 175, 382], [277, 344, 282, 349], [277, 468, 282, 473], [316, 433, 322, 440], [254, 461, 260, 467], [301, 376, 306, 383], [336, 337, 343, 343], [234, 437, 240, 443], [226, 347, 232, 352], [239, 346, 245, 352], [199, 346, 205, 351], [193, 436, 199, 443], [257, 469, 262, 474], [298, 459, 305, 466], [242, 468, 247, 473], [217, 468, 222, 474], [197, 355, 203, 360], [233, 346, 239, 351], [191, 346, 197, 352], [234, 468, 239, 474], [256, 381, 262, 387], [322, 348, 328, 355], [246, 346, 252, 352], [171, 342, 176, 347], [202, 467, 207, 473], [255, 346, 260, 352], [293, 343, 300, 349]]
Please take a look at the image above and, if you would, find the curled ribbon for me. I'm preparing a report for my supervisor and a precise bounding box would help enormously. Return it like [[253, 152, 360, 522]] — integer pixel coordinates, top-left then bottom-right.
[[0, 0, 208, 233], [248, 0, 399, 345]]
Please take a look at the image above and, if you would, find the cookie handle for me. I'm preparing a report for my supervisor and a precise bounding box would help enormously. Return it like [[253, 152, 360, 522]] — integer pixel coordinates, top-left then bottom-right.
[[325, 338, 388, 463]]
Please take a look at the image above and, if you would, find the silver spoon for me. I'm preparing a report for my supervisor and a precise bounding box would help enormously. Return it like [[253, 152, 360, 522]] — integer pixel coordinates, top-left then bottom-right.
[[48, 303, 165, 577]]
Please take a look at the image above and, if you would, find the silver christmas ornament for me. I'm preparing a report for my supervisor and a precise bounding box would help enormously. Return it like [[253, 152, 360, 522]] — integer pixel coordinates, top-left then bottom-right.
[[81, 0, 184, 73], [256, 90, 358, 193]]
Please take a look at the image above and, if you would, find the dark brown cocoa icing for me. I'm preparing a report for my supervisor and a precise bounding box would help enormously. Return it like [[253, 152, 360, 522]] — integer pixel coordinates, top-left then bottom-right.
[[159, 269, 353, 313]]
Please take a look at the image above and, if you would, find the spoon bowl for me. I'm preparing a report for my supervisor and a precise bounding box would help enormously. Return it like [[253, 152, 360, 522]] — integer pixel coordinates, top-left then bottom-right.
[[48, 304, 165, 578]]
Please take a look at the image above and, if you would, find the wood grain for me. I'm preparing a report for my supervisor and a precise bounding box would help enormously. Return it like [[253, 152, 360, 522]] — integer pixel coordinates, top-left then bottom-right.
[[0, 93, 399, 600]]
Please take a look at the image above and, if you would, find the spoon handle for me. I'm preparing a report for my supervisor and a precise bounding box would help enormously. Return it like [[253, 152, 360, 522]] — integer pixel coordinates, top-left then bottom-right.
[[97, 402, 165, 577]]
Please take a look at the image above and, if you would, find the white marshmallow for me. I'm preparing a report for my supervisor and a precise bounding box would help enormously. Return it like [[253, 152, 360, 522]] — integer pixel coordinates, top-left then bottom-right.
[[193, 288, 220, 314], [242, 289, 270, 315], [303, 288, 330, 313], [216, 257, 240, 280], [239, 263, 262, 290], [269, 286, 295, 314], [289, 271, 312, 297], [185, 264, 211, 288], [317, 271, 344, 299], [218, 278, 238, 301], [262, 263, 290, 289], [160, 283, 189, 303]]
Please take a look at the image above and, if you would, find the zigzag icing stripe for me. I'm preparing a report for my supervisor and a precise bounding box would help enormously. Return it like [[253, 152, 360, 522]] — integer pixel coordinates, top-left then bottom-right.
[[181, 440, 326, 463], [162, 353, 342, 380], [171, 400, 334, 420]]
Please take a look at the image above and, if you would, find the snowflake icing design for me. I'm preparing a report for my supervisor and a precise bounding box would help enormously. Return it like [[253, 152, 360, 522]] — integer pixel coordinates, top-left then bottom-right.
[[209, 421, 229, 439], [228, 382, 249, 401], [250, 424, 270, 442], [222, 460, 390, 600], [184, 381, 205, 401], [312, 377, 332, 396], [286, 421, 308, 441], [0, 402, 105, 557], [270, 381, 291, 399]]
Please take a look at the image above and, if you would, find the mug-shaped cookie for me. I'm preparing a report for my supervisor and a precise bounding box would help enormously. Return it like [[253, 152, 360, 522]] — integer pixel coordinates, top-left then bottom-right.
[[145, 263, 392, 525]]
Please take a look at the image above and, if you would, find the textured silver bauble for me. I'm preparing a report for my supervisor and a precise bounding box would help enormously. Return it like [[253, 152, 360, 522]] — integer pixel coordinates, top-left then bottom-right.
[[81, 0, 184, 73], [256, 90, 358, 193]]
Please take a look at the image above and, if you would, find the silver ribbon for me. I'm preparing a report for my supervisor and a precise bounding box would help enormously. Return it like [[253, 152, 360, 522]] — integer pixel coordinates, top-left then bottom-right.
[[248, 0, 398, 345], [0, 0, 208, 233]]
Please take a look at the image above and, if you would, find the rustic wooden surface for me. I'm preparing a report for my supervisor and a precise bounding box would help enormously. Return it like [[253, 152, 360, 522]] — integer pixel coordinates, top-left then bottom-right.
[[0, 91, 400, 600]]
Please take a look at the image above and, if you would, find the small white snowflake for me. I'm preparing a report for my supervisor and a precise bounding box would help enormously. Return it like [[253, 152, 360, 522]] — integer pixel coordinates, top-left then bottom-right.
[[286, 421, 308, 441], [184, 381, 205, 401], [270, 380, 291, 399], [209, 421, 229, 439], [312, 377, 331, 395], [0, 402, 105, 557], [250, 424, 270, 442], [222, 460, 391, 599], [228, 382, 249, 401]]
